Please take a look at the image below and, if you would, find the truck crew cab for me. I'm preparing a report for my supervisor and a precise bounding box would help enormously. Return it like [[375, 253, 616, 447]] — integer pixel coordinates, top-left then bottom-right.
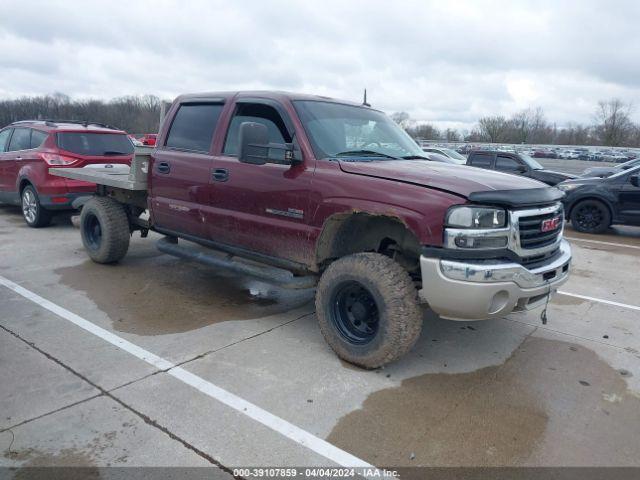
[[51, 91, 572, 368]]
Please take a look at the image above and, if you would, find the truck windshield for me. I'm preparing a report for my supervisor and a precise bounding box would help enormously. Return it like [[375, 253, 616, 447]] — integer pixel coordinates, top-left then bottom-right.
[[293, 100, 425, 160], [57, 132, 134, 156]]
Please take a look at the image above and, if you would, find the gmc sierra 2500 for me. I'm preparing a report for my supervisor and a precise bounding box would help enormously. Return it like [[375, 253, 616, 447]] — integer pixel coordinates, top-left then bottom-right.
[[50, 91, 572, 368]]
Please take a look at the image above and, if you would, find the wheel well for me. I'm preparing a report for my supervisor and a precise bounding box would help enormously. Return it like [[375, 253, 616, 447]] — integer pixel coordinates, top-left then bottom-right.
[[568, 197, 613, 219], [18, 178, 33, 194], [315, 212, 421, 273]]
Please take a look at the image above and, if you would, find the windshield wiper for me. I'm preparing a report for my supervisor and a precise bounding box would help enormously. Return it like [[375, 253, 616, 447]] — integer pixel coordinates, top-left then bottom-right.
[[401, 155, 430, 160], [334, 150, 399, 160]]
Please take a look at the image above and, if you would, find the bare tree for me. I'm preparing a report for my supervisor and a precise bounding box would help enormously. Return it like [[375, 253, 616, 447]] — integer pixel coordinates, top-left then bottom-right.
[[444, 128, 460, 142], [407, 123, 441, 140], [477, 116, 509, 143], [390, 111, 411, 130], [594, 98, 634, 146]]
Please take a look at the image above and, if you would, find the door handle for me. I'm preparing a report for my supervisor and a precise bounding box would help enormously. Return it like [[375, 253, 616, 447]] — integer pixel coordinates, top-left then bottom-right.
[[157, 162, 170, 174], [15, 156, 22, 161], [212, 168, 229, 182]]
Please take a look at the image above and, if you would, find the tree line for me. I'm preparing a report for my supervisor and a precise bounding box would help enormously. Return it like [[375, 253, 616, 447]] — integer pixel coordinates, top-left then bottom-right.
[[0, 93, 168, 134], [392, 99, 640, 147]]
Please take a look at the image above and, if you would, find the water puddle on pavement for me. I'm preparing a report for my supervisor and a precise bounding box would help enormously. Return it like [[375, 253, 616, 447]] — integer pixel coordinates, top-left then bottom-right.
[[5, 448, 99, 479], [55, 253, 314, 335], [328, 337, 640, 467]]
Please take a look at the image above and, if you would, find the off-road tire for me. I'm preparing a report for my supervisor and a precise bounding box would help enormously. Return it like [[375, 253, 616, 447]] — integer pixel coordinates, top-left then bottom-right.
[[315, 252, 423, 369], [570, 199, 611, 234], [80, 197, 130, 264], [21, 185, 52, 228]]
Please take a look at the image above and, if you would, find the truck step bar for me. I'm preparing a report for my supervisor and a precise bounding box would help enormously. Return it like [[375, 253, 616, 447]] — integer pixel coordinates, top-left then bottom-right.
[[156, 237, 317, 290]]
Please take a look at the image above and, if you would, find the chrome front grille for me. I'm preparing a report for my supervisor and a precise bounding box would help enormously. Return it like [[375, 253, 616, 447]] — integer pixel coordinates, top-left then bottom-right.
[[518, 211, 563, 249], [510, 204, 564, 257]]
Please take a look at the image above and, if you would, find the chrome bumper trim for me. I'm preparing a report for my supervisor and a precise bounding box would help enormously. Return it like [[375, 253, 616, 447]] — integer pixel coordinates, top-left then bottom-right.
[[439, 239, 571, 289]]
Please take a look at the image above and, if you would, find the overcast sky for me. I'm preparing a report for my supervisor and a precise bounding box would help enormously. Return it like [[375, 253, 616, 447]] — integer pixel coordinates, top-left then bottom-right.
[[1, 0, 639, 131]]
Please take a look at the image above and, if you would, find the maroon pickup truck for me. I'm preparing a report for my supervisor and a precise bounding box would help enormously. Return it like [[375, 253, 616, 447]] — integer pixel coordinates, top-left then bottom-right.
[[51, 91, 572, 368]]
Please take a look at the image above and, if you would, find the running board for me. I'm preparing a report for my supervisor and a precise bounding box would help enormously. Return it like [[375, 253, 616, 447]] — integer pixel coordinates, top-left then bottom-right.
[[156, 237, 317, 290]]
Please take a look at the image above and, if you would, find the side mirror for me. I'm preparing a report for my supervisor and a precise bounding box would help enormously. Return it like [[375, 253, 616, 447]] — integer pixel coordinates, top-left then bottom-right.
[[631, 174, 639, 187], [238, 122, 269, 165], [517, 165, 527, 173], [238, 121, 302, 166]]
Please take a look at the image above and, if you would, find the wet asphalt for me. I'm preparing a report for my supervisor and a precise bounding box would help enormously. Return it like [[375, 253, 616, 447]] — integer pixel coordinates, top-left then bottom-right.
[[0, 178, 639, 472]]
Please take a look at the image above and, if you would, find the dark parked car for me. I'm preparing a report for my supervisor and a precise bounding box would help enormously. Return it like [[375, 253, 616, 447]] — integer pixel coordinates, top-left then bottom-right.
[[558, 165, 640, 233], [466, 150, 576, 186], [0, 120, 133, 226], [580, 158, 640, 178]]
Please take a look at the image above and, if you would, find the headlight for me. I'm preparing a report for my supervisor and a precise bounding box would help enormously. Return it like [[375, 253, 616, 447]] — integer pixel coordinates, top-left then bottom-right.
[[557, 183, 581, 191], [446, 206, 507, 229]]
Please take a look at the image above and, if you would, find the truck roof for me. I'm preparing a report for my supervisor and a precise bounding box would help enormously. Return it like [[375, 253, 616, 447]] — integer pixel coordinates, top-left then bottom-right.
[[174, 90, 370, 108]]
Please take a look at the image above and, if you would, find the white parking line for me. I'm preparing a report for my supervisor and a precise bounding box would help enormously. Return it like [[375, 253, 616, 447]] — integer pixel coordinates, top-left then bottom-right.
[[0, 275, 374, 471], [558, 291, 640, 312], [565, 236, 640, 250]]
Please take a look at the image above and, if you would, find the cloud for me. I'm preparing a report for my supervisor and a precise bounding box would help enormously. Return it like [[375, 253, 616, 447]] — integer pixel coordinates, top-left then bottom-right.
[[1, 0, 639, 130]]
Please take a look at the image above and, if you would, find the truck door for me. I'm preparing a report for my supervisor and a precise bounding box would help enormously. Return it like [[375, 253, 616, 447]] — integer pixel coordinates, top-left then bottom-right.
[[467, 152, 495, 170], [495, 154, 526, 175], [206, 99, 314, 266], [150, 102, 224, 238]]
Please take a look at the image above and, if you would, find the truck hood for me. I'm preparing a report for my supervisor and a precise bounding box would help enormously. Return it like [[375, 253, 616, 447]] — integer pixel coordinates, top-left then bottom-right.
[[338, 160, 545, 198]]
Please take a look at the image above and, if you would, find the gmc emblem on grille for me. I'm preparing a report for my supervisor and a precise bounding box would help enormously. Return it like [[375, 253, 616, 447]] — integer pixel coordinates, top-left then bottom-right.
[[541, 216, 561, 232]]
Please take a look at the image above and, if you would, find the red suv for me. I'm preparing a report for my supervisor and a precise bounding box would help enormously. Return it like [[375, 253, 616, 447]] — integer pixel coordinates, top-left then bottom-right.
[[0, 120, 133, 227]]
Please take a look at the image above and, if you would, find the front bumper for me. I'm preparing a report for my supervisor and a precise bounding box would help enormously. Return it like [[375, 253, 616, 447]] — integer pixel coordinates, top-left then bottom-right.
[[418, 239, 571, 320]]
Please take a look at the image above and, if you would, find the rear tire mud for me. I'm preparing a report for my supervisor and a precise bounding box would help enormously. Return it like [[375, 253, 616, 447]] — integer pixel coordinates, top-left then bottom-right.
[[80, 197, 130, 264], [315, 252, 423, 369]]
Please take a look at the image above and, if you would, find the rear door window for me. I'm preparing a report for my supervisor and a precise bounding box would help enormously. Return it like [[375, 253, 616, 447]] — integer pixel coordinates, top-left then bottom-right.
[[7, 128, 32, 151], [495, 155, 522, 173], [0, 129, 12, 152], [56, 132, 134, 156], [223, 103, 291, 156], [165, 103, 224, 153], [468, 153, 493, 168], [30, 130, 48, 148]]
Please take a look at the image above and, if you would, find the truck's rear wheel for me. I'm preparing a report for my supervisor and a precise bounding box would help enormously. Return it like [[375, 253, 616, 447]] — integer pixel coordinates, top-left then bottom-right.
[[80, 197, 130, 264], [315, 252, 423, 369]]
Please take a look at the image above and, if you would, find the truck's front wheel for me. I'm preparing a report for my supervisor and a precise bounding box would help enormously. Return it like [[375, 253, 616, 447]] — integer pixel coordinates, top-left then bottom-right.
[[315, 252, 423, 369], [80, 197, 130, 264]]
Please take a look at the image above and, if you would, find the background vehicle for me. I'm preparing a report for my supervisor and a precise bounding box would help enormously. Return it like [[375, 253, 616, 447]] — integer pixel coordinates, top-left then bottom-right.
[[422, 147, 467, 164], [0, 120, 133, 227], [580, 158, 640, 178], [51, 91, 571, 368], [466, 150, 576, 185], [140, 133, 157, 146], [421, 151, 460, 164], [533, 149, 557, 159], [128, 134, 143, 146], [558, 165, 640, 233]]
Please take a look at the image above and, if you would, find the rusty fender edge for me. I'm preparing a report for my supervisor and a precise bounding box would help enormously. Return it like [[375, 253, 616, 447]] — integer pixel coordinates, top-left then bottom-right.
[[156, 237, 317, 290]]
